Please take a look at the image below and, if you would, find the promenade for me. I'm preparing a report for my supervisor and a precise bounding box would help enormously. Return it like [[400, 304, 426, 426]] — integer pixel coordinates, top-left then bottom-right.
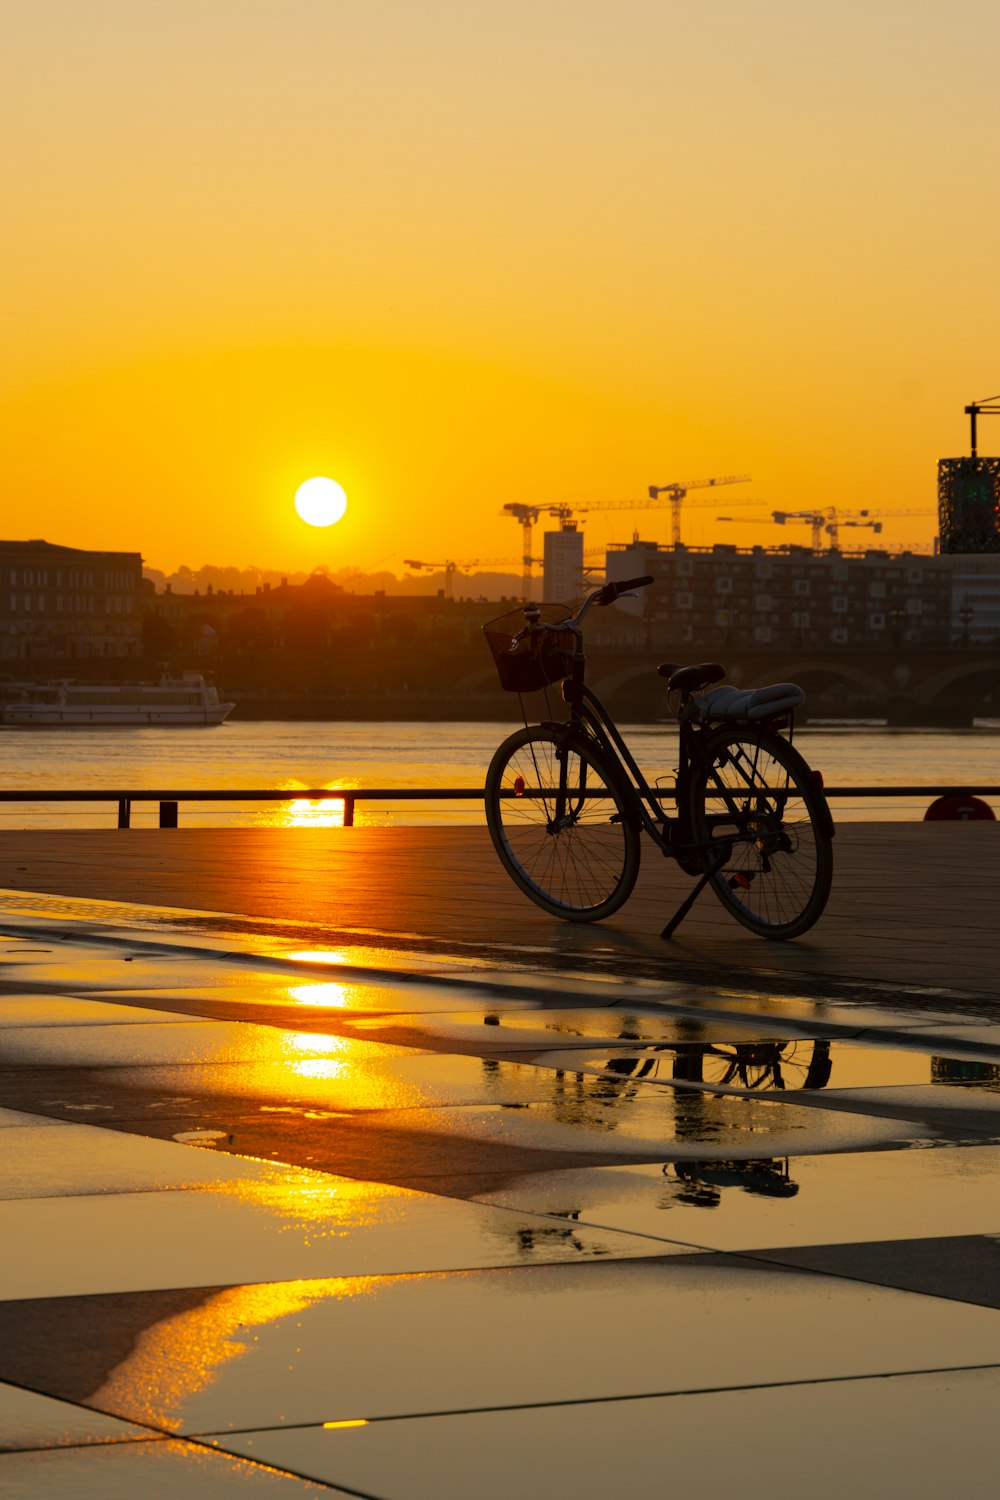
[[1, 822, 999, 1497]]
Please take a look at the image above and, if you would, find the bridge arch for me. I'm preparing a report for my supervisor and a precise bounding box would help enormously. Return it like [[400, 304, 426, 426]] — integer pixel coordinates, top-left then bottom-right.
[[916, 659, 1000, 720]]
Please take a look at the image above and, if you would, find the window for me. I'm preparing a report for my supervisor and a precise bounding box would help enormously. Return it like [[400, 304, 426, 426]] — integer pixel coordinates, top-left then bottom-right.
[[792, 610, 810, 628], [907, 598, 922, 615], [832, 596, 848, 613], [869, 612, 885, 629], [869, 582, 886, 598], [755, 594, 772, 611], [831, 626, 848, 644], [754, 624, 772, 643], [716, 577, 733, 594], [675, 592, 692, 609], [793, 579, 810, 596]]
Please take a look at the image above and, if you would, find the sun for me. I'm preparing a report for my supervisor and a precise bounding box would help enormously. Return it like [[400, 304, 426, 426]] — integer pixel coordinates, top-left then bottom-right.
[[294, 477, 348, 527]]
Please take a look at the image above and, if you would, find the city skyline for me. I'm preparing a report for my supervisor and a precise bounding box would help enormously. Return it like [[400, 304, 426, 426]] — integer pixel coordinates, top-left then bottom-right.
[[4, 1, 998, 571]]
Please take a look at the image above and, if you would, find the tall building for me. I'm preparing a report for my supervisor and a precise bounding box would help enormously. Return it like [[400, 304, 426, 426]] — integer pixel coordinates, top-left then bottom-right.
[[938, 457, 1000, 553], [0, 540, 144, 662], [542, 522, 584, 601]]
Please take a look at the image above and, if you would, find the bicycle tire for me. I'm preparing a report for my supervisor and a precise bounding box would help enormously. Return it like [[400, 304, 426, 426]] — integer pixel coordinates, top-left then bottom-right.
[[687, 724, 833, 939], [485, 726, 641, 921]]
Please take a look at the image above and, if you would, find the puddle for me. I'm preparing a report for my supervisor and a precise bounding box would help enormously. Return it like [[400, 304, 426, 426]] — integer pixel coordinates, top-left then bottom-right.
[[529, 1039, 1000, 1095], [474, 1143, 1000, 1249]]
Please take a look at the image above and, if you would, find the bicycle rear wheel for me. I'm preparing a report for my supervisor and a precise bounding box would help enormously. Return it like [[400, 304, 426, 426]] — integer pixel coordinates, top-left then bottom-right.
[[687, 725, 833, 939], [485, 726, 641, 921]]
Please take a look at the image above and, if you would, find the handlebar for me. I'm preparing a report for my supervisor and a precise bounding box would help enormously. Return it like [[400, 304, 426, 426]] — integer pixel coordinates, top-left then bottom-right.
[[595, 574, 654, 605], [510, 575, 654, 651]]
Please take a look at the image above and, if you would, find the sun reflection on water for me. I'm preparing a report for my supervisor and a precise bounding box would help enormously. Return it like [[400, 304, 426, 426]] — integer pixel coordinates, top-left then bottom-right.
[[285, 796, 348, 828], [92, 1276, 378, 1430], [287, 982, 350, 1008], [288, 950, 350, 965]]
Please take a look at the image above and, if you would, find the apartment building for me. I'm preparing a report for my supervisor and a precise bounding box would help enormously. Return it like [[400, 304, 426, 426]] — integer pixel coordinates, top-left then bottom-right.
[[0, 540, 144, 662], [606, 542, 953, 648]]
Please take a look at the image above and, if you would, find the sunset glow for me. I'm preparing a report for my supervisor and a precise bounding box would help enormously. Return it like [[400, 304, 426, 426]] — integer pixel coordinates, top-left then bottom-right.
[[4, 3, 999, 569]]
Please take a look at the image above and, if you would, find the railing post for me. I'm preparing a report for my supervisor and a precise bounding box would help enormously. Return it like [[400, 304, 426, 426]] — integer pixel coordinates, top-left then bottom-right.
[[159, 800, 179, 828], [343, 795, 355, 827], [117, 798, 131, 829]]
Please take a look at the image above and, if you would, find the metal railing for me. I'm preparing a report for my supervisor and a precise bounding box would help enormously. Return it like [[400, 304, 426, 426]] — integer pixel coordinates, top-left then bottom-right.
[[0, 786, 998, 827]]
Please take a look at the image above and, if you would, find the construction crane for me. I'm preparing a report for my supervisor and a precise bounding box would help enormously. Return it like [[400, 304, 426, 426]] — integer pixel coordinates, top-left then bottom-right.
[[718, 507, 934, 550], [771, 507, 934, 550], [965, 395, 1000, 457], [772, 509, 882, 550], [403, 558, 514, 599], [503, 485, 756, 578], [501, 504, 574, 598], [644, 474, 751, 547]]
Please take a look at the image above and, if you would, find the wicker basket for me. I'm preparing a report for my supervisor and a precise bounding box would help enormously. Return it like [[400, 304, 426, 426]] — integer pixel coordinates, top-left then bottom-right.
[[484, 605, 578, 693]]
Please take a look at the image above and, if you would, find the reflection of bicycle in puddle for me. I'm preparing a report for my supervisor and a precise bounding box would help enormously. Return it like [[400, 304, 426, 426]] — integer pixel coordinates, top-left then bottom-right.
[[606, 1038, 833, 1092], [662, 1157, 799, 1208]]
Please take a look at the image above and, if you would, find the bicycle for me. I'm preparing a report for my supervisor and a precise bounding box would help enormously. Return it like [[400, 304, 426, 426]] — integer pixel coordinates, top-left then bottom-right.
[[483, 575, 834, 940]]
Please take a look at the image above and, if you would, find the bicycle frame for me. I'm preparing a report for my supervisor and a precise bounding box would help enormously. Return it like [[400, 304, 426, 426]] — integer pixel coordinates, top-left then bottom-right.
[[548, 646, 720, 861]]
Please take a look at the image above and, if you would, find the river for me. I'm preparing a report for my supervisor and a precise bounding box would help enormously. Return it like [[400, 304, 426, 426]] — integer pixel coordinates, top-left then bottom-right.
[[0, 720, 997, 828]]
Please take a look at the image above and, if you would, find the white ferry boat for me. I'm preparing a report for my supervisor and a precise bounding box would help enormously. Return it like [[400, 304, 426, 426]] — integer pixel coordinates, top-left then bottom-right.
[[1, 673, 234, 727]]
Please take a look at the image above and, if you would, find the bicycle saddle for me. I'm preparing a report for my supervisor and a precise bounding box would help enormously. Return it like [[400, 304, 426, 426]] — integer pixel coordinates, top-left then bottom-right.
[[658, 662, 726, 693]]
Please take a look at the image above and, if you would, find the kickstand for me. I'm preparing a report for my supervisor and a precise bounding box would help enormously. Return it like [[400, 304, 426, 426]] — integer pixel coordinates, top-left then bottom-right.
[[660, 857, 724, 941]]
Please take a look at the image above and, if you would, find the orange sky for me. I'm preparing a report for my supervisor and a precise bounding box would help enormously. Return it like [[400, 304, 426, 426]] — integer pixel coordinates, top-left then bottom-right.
[[3, 0, 998, 573]]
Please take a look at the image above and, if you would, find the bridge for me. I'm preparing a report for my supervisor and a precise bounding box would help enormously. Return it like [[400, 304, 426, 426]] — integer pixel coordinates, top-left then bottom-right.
[[587, 646, 1000, 727]]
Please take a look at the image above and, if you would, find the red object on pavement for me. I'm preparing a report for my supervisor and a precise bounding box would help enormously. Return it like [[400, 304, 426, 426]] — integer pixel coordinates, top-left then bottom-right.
[[924, 795, 996, 822]]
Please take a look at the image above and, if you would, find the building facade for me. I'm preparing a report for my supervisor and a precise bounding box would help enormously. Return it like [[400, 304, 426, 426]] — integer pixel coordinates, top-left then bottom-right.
[[543, 523, 585, 601], [606, 541, 954, 649], [0, 540, 144, 663]]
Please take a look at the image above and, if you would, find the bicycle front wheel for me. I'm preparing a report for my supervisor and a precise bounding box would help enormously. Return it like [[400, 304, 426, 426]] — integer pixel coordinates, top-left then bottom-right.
[[485, 726, 641, 921], [687, 726, 833, 939]]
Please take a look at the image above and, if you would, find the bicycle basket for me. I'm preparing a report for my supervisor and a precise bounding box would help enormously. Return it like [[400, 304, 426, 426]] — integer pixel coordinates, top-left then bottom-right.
[[483, 604, 578, 693]]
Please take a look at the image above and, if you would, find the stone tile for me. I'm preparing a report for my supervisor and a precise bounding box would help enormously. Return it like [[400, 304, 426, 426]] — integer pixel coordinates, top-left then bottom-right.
[[0, 1380, 149, 1451], [210, 1366, 1000, 1500], [4, 1258, 1000, 1435], [0, 1108, 63, 1128], [0, 1170, 683, 1300], [0, 997, 193, 1028], [0, 1019, 419, 1069], [0, 1439, 340, 1497], [751, 1233, 1000, 1309], [472, 1144, 1000, 1250], [0, 1122, 352, 1200], [93, 978, 551, 1017], [824, 1083, 1000, 1116]]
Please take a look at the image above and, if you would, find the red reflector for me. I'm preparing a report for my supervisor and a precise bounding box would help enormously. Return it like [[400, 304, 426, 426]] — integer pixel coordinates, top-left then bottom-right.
[[733, 873, 753, 889], [809, 770, 824, 790], [513, 776, 526, 797]]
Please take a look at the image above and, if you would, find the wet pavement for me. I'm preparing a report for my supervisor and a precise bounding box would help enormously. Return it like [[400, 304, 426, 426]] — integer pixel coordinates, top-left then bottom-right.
[[1, 896, 1000, 1497]]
